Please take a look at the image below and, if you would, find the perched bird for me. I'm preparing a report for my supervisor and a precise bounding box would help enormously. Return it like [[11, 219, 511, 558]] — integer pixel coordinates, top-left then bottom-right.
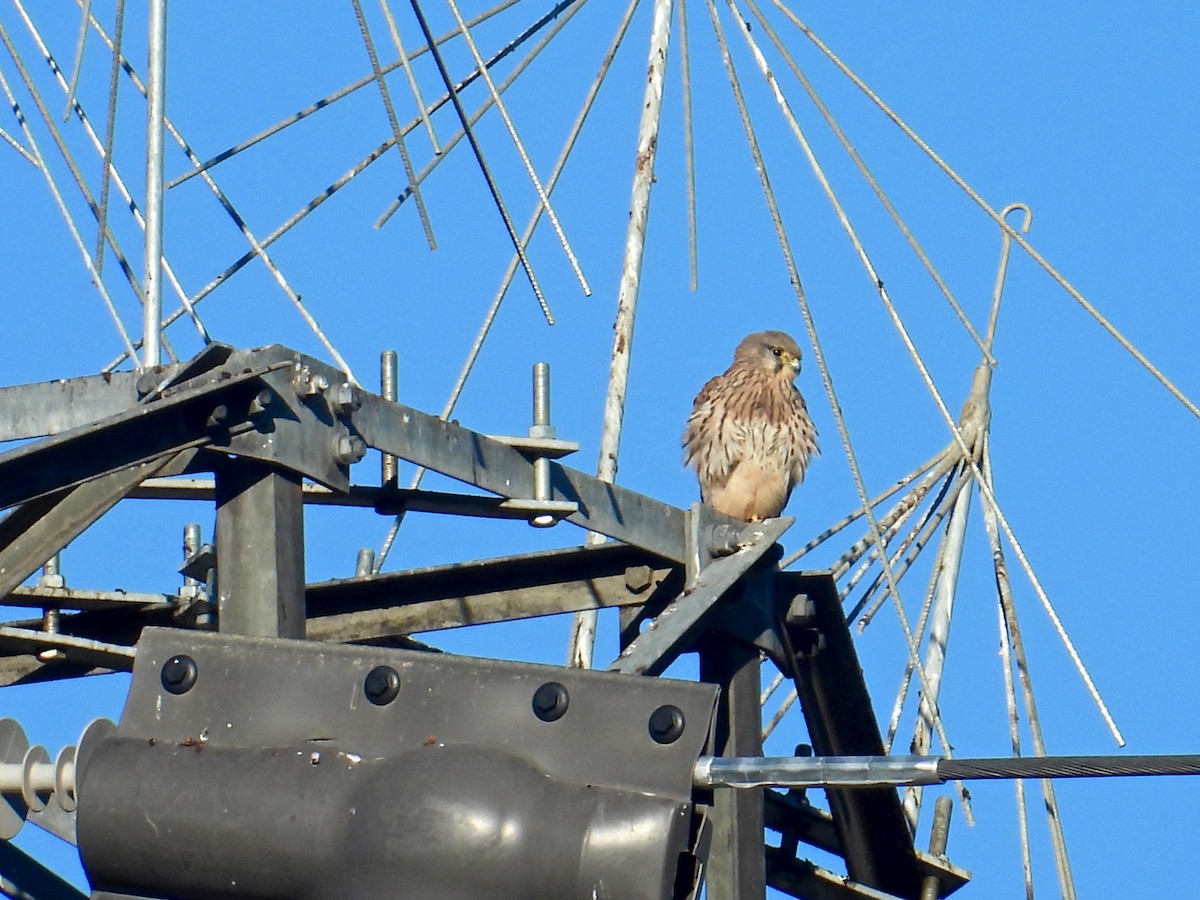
[[682, 330, 818, 521]]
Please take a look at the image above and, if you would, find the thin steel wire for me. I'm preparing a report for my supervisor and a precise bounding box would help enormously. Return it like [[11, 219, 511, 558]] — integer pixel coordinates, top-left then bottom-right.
[[0, 124, 36, 164], [828, 451, 958, 586], [884, 528, 949, 753], [61, 0, 90, 121], [982, 435, 1076, 899], [408, 0, 554, 324], [849, 467, 970, 628], [711, 0, 961, 775], [760, 669, 786, 706], [374, 0, 637, 572], [736, 0, 1125, 747], [351, 0, 438, 250], [140, 0, 582, 365], [774, 0, 1200, 422], [443, 0, 592, 297], [741, 0, 995, 366], [73, 7, 356, 381], [15, 0, 209, 348], [568, 0, 673, 669], [781, 447, 952, 568], [375, 0, 584, 226], [378, 0, 441, 154], [0, 57, 138, 360], [164, 0, 524, 190], [994, 500, 1035, 900], [762, 687, 798, 741], [677, 0, 698, 290], [92, 0, 123, 277]]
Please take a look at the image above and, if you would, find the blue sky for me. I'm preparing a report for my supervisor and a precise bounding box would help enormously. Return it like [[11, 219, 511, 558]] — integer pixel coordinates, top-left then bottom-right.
[[4, 2, 1199, 896]]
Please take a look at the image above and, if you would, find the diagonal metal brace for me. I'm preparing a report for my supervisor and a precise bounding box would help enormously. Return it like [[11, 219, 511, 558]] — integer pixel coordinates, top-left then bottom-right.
[[608, 516, 793, 676], [0, 363, 283, 511], [0, 452, 193, 601]]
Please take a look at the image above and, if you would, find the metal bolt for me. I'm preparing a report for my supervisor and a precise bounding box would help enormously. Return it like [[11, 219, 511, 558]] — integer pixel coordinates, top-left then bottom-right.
[[333, 434, 367, 465], [161, 655, 198, 695], [624, 565, 655, 594], [648, 705, 686, 744], [380, 351, 398, 485], [355, 548, 375, 578], [785, 594, 816, 626], [363, 666, 400, 706], [532, 682, 570, 722], [248, 388, 273, 416], [205, 404, 230, 429], [528, 363, 558, 528], [328, 381, 362, 415]]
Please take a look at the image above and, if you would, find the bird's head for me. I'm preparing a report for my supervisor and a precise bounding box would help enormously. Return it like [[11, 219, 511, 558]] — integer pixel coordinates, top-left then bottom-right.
[[733, 330, 803, 380]]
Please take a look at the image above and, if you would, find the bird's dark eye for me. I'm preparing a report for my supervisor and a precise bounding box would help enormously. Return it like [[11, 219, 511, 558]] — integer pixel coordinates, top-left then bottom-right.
[[771, 348, 782, 357]]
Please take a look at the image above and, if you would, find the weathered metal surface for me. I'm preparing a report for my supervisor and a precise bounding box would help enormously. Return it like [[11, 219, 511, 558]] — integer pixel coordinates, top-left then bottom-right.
[[700, 637, 766, 900], [351, 392, 693, 561], [781, 571, 925, 899], [215, 462, 306, 639], [0, 453, 181, 601], [608, 517, 792, 676], [307, 544, 680, 640], [0, 370, 149, 441], [75, 628, 718, 900]]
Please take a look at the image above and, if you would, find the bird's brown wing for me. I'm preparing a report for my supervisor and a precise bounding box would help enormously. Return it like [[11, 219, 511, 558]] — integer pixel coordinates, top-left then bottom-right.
[[682, 372, 746, 503]]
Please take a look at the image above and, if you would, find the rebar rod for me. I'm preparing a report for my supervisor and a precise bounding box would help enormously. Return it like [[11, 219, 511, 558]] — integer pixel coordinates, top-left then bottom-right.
[[848, 467, 970, 627], [407, 0, 554, 324], [742, 0, 995, 365], [677, 0, 698, 290], [443, 0, 592, 296], [378, 0, 441, 153], [351, 0, 438, 250], [15, 0, 209, 346], [782, 447, 952, 568], [189, 0, 585, 347], [0, 24, 138, 360], [372, 0, 627, 573], [92, 0, 124, 277], [61, 0, 91, 120], [773, 0, 1199, 422], [142, 0, 167, 369], [163, 0, 524, 189], [982, 436, 1076, 899], [994, 508, 1035, 900], [376, 0, 583, 225], [744, 0, 1125, 748], [0, 125, 36, 165], [568, 0, 673, 669], [77, 7, 355, 381], [903, 462, 974, 829]]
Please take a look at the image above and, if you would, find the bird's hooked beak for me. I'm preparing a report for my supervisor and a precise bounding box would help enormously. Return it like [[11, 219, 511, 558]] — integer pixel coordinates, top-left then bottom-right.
[[788, 354, 800, 374]]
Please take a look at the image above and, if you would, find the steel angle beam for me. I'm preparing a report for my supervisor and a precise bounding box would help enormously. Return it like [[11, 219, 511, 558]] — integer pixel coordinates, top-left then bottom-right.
[[0, 371, 148, 442], [3, 586, 175, 612], [306, 543, 681, 641], [609, 517, 793, 676], [778, 571, 924, 899], [0, 452, 188, 600], [0, 366, 274, 512], [351, 393, 693, 561], [0, 840, 87, 900], [0, 604, 175, 686]]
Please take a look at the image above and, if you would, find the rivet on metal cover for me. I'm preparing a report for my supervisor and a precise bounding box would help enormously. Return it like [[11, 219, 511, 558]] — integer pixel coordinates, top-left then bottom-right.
[[160, 655, 198, 695], [649, 705, 685, 744], [363, 665, 401, 706], [531, 681, 570, 722]]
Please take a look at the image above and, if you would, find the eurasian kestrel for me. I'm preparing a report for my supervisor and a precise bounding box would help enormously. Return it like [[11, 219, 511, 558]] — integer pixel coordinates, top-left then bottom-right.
[[682, 330, 818, 521]]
